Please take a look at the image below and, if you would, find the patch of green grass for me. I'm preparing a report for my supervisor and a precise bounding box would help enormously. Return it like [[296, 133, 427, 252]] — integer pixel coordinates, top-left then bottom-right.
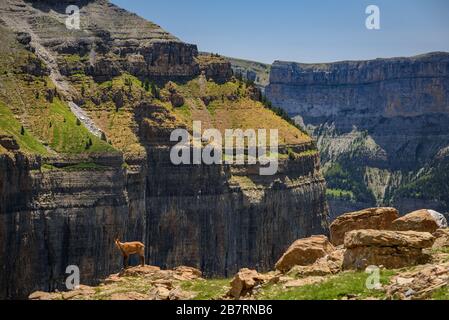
[[432, 286, 449, 300], [91, 276, 154, 300], [0, 102, 48, 154], [176, 103, 192, 118], [326, 188, 355, 201], [62, 162, 109, 171], [256, 270, 396, 300], [181, 279, 230, 300], [47, 99, 115, 153]]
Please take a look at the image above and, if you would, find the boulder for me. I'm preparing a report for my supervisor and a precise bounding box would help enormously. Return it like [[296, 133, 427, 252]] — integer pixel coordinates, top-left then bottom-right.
[[173, 266, 202, 280], [117, 265, 161, 277], [170, 92, 185, 108], [433, 228, 449, 249], [168, 287, 197, 300], [392, 209, 447, 233], [148, 286, 171, 300], [344, 229, 435, 249], [228, 268, 271, 299], [428, 210, 448, 229], [275, 235, 336, 273], [385, 262, 449, 300], [343, 230, 435, 270], [28, 291, 55, 300], [0, 135, 20, 151], [286, 248, 344, 277], [330, 207, 399, 245]]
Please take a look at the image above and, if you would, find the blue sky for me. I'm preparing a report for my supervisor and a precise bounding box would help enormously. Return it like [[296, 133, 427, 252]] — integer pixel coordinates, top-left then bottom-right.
[[111, 0, 449, 64]]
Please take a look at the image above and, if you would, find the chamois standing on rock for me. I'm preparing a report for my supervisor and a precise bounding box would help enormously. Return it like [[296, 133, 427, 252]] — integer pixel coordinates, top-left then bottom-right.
[[114, 238, 145, 269]]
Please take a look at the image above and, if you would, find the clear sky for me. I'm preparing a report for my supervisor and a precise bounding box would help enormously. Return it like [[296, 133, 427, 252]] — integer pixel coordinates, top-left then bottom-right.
[[110, 0, 449, 64]]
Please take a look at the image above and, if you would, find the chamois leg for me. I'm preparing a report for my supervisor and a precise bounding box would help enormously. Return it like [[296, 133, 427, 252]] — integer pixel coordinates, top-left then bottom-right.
[[139, 254, 145, 267], [123, 255, 129, 269]]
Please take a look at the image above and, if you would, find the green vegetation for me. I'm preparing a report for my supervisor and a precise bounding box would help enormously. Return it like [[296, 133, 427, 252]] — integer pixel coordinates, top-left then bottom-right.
[[173, 78, 310, 145], [432, 286, 449, 300], [325, 162, 376, 204], [40, 99, 114, 153], [0, 102, 48, 154], [91, 276, 154, 300], [181, 279, 231, 300], [394, 162, 449, 207], [39, 162, 110, 172], [256, 270, 396, 300], [326, 188, 355, 201]]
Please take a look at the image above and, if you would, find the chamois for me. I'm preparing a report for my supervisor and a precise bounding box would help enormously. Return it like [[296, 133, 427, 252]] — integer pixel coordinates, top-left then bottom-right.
[[114, 238, 145, 268]]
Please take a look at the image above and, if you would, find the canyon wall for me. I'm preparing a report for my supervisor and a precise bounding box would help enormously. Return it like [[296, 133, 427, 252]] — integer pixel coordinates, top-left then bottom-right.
[[266, 52, 449, 218], [0, 140, 328, 298], [0, 0, 329, 299], [0, 152, 147, 299]]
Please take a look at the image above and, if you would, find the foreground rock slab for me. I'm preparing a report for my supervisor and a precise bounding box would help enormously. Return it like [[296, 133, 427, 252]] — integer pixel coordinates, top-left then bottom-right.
[[386, 262, 449, 300], [433, 228, 449, 249], [228, 268, 275, 299], [343, 230, 435, 270], [330, 207, 399, 245], [392, 209, 448, 233], [275, 235, 336, 273], [29, 265, 202, 300]]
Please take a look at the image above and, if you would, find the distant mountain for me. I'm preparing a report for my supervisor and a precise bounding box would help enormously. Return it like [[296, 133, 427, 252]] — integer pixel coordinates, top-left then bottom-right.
[[265, 52, 449, 220]]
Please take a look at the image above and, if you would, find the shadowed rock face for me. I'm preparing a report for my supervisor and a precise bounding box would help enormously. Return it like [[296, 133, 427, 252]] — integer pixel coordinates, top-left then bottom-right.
[[266, 53, 449, 218]]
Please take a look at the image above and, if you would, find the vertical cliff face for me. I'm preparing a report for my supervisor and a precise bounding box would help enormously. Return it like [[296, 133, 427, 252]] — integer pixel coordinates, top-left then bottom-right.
[[266, 53, 449, 218], [143, 145, 327, 277], [0, 153, 147, 299]]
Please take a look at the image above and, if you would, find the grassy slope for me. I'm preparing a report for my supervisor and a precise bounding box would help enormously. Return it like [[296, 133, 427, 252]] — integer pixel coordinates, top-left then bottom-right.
[[0, 102, 48, 154], [1, 21, 309, 159], [174, 78, 310, 145], [0, 26, 114, 156]]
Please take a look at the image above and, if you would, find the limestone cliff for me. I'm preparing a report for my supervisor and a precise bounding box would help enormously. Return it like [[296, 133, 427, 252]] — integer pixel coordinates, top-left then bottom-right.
[[266, 53, 449, 218], [0, 0, 329, 299]]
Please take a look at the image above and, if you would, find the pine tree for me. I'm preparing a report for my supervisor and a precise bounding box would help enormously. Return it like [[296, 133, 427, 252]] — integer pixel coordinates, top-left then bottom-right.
[[144, 79, 150, 92], [151, 81, 159, 99], [20, 126, 25, 135]]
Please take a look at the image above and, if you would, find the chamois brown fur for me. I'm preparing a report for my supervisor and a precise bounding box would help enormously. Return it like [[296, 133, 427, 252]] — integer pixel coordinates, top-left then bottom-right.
[[114, 238, 145, 268]]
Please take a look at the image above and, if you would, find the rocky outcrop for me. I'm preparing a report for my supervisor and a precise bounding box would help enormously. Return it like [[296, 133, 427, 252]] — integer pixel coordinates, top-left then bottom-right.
[[275, 235, 335, 273], [143, 141, 329, 277], [343, 230, 435, 270], [329, 207, 399, 245], [392, 209, 448, 233], [0, 135, 20, 151], [228, 268, 273, 299], [29, 264, 202, 301], [386, 262, 449, 300], [433, 228, 449, 249], [286, 248, 344, 277], [0, 0, 200, 82], [197, 54, 233, 84], [266, 52, 449, 219]]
